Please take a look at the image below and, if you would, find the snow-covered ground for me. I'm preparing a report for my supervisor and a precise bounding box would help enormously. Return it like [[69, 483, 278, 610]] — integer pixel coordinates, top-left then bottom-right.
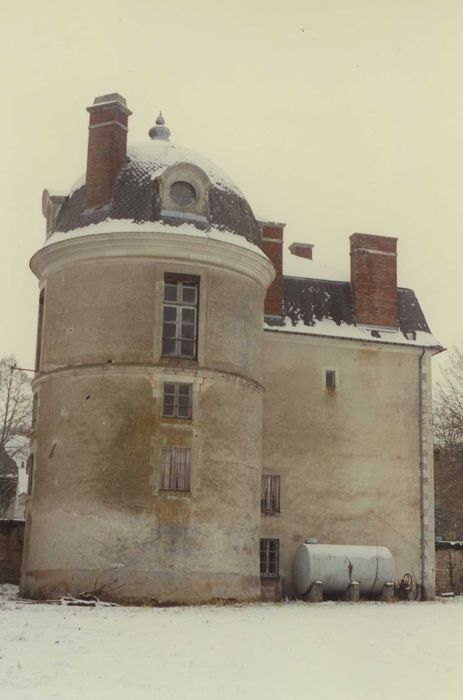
[[1, 584, 462, 700]]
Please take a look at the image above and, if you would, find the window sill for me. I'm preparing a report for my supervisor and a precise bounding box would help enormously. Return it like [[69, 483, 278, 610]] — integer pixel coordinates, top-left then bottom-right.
[[160, 416, 193, 424], [160, 357, 198, 369], [158, 490, 192, 498], [261, 510, 281, 517]]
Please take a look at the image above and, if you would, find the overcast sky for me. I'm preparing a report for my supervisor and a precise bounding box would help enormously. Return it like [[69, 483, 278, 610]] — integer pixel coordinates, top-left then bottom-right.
[[1, 0, 462, 378]]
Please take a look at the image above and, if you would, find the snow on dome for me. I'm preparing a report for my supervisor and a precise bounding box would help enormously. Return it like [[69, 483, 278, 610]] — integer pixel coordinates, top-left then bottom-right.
[[47, 113, 260, 246], [127, 139, 243, 197]]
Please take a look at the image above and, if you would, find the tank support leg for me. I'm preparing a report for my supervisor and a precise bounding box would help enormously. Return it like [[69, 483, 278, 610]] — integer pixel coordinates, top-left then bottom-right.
[[342, 581, 360, 602], [381, 582, 394, 602], [304, 580, 324, 602]]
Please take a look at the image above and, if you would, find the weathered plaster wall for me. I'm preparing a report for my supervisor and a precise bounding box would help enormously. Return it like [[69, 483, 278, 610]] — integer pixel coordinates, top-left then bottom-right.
[[22, 242, 271, 604], [41, 261, 158, 367], [262, 332, 434, 597]]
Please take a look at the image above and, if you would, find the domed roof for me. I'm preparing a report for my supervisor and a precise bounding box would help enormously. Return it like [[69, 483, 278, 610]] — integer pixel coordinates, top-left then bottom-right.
[[53, 115, 261, 246]]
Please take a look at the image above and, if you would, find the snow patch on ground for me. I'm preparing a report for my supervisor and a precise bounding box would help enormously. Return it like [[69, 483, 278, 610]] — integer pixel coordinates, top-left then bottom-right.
[[1, 585, 463, 700], [0, 583, 19, 600]]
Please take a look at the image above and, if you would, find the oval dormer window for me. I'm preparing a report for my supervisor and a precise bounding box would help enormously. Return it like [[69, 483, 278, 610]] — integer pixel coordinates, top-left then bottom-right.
[[170, 181, 196, 207]]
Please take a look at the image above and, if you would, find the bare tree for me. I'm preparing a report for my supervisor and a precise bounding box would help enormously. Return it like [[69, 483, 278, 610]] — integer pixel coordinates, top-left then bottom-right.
[[0, 356, 32, 463], [434, 346, 463, 541], [434, 347, 463, 451]]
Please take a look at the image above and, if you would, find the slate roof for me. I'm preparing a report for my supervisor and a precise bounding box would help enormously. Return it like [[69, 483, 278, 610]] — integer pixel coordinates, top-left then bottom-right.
[[265, 276, 436, 345], [53, 140, 260, 245], [0, 476, 17, 518], [0, 449, 17, 518], [0, 448, 17, 477]]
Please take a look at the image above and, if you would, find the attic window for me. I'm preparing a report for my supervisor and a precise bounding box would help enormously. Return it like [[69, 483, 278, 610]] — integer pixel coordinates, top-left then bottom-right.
[[170, 181, 196, 207]]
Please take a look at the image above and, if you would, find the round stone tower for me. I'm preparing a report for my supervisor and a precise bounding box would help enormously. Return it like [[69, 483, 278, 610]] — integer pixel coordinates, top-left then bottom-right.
[[21, 94, 274, 604]]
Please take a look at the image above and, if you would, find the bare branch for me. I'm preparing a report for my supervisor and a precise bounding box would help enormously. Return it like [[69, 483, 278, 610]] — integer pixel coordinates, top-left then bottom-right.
[[0, 356, 32, 466]]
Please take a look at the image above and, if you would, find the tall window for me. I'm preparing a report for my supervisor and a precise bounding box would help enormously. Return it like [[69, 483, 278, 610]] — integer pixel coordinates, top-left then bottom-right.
[[27, 454, 34, 496], [325, 369, 336, 390], [261, 475, 280, 514], [162, 277, 198, 358], [32, 393, 38, 430], [160, 447, 191, 491], [35, 289, 45, 371], [260, 539, 279, 578], [163, 383, 192, 419]]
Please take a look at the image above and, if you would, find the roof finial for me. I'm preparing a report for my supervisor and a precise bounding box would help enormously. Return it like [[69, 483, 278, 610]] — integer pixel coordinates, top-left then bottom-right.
[[149, 111, 170, 140]]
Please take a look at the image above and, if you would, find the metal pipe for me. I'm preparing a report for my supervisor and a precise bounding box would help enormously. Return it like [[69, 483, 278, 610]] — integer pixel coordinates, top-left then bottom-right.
[[418, 347, 426, 599]]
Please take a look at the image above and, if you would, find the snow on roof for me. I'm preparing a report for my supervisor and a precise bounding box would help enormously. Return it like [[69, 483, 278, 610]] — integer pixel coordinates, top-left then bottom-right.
[[47, 189, 68, 199], [264, 316, 441, 349], [43, 218, 267, 256], [127, 140, 243, 196], [284, 245, 349, 282], [436, 539, 463, 547], [70, 175, 85, 195]]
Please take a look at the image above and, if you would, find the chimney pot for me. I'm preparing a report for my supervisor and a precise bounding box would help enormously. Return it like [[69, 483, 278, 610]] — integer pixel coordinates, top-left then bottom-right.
[[289, 242, 314, 261]]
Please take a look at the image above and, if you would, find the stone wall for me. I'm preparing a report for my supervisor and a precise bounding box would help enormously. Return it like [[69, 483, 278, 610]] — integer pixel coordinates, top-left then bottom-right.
[[0, 519, 25, 584], [435, 542, 463, 594]]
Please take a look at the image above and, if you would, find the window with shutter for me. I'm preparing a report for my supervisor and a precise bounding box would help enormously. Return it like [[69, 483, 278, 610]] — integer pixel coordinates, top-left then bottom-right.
[[261, 475, 281, 514]]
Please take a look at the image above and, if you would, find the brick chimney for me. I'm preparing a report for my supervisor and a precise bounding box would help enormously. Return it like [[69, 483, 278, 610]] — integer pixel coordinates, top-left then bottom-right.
[[260, 221, 285, 316], [289, 242, 314, 261], [350, 233, 398, 327], [85, 93, 132, 210]]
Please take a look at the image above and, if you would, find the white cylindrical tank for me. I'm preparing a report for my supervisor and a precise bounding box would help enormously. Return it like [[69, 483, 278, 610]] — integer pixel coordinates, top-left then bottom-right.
[[293, 544, 395, 597]]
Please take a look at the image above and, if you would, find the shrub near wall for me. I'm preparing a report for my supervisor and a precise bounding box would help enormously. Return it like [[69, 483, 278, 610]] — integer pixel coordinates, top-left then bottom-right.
[[0, 520, 25, 584], [435, 542, 463, 594]]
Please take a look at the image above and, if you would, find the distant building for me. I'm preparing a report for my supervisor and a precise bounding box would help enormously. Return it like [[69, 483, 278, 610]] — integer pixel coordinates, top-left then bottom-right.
[[0, 443, 28, 521], [21, 94, 442, 603]]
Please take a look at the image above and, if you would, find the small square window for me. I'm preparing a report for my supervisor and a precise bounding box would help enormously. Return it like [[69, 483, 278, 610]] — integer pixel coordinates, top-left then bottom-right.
[[260, 538, 279, 578], [163, 383, 192, 419], [261, 475, 280, 514], [325, 370, 336, 389], [160, 447, 191, 491]]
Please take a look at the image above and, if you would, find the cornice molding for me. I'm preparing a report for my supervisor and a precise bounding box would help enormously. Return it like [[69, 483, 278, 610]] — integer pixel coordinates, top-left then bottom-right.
[[32, 362, 264, 393], [30, 230, 275, 289]]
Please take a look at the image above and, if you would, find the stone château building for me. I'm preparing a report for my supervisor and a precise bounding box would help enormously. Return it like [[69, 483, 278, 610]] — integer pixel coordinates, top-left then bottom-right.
[[20, 94, 441, 603]]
